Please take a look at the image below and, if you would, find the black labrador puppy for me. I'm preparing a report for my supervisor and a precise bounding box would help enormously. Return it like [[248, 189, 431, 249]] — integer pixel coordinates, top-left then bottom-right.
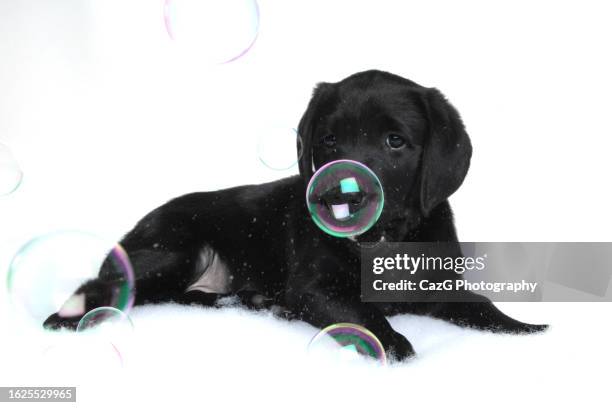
[[44, 70, 546, 361]]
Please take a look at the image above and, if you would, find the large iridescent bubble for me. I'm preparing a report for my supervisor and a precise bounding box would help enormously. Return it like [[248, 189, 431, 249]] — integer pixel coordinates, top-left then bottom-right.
[[306, 160, 384, 238], [6, 231, 135, 329], [164, 0, 260, 64]]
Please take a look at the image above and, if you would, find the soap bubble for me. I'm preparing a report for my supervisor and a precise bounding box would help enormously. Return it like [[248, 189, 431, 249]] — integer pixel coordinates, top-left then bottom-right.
[[257, 126, 302, 170], [6, 231, 135, 329], [74, 307, 135, 368], [77, 307, 134, 333], [164, 0, 260, 64], [0, 142, 23, 196], [306, 160, 384, 237], [307, 323, 387, 365]]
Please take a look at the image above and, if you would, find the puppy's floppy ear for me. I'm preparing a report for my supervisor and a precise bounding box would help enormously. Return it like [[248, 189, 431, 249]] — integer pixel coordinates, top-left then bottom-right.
[[419, 88, 472, 216], [297, 82, 331, 183]]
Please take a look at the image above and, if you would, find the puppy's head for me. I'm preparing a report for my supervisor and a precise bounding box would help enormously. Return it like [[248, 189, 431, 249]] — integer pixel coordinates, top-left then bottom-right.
[[298, 70, 471, 243]]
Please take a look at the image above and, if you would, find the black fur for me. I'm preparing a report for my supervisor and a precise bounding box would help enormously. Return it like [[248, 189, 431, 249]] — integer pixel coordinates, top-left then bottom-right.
[[44, 70, 547, 361]]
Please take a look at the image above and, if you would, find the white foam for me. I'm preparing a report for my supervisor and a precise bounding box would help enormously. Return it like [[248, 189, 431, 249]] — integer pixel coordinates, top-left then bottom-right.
[[1, 302, 610, 406]]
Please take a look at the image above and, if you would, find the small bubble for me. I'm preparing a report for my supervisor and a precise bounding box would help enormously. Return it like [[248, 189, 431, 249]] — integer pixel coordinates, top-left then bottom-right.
[[0, 142, 23, 196], [257, 126, 303, 171], [76, 306, 134, 333]]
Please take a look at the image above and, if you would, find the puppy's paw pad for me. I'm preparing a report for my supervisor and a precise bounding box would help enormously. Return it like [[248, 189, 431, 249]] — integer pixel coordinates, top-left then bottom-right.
[[58, 293, 86, 318]]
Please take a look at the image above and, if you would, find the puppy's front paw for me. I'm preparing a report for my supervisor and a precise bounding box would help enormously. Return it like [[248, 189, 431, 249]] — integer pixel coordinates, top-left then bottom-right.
[[43, 313, 81, 331], [42, 292, 89, 331], [507, 322, 549, 334], [385, 333, 416, 362]]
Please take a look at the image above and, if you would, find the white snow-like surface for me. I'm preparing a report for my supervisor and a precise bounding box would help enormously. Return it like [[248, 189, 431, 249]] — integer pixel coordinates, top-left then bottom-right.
[[0, 300, 610, 407]]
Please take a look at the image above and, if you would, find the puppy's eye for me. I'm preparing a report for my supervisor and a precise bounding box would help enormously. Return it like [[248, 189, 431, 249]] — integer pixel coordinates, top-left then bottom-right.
[[322, 134, 336, 147], [386, 134, 406, 149]]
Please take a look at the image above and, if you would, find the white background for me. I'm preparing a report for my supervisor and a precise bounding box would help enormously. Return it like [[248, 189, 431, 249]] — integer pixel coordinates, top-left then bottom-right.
[[1, 1, 611, 407]]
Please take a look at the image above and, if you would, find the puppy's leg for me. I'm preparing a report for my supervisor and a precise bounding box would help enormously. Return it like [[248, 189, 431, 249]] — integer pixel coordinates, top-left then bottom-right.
[[387, 293, 548, 334], [43, 249, 193, 330], [174, 290, 221, 307], [286, 289, 415, 361], [429, 298, 548, 334]]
